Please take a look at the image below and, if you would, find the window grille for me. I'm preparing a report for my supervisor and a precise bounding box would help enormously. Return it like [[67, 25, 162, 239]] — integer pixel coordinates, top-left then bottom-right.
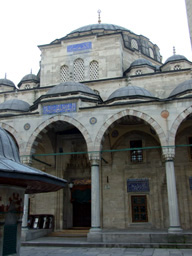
[[131, 39, 138, 50], [130, 140, 143, 162], [174, 65, 181, 70], [74, 58, 84, 81], [25, 84, 30, 89], [60, 65, 70, 82], [135, 70, 142, 75], [90, 61, 99, 80]]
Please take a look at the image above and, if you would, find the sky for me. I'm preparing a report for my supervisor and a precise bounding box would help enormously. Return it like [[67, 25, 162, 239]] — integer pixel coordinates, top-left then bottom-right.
[[0, 0, 191, 86]]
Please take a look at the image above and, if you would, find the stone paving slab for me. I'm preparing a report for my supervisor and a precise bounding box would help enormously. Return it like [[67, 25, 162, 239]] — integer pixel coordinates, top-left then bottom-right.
[[20, 247, 192, 256]]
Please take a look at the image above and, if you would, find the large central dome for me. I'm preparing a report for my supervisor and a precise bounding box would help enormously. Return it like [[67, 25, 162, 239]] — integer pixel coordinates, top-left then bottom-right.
[[67, 23, 130, 36]]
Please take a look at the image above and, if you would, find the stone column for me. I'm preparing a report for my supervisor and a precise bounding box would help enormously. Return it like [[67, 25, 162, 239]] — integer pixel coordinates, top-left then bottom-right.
[[164, 151, 182, 233], [21, 157, 31, 241], [87, 155, 102, 242], [22, 194, 29, 228]]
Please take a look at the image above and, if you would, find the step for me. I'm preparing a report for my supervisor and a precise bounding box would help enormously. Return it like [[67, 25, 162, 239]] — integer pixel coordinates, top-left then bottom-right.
[[48, 228, 89, 237]]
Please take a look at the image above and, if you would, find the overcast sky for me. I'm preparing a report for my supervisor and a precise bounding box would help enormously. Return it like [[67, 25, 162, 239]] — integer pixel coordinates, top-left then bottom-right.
[[0, 0, 191, 85]]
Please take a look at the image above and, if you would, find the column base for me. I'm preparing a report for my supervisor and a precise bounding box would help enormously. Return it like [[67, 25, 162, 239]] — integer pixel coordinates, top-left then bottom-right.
[[87, 228, 102, 242], [168, 226, 183, 233]]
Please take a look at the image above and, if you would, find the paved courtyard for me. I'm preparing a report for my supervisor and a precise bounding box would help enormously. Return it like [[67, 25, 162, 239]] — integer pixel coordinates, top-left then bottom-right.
[[20, 247, 192, 256]]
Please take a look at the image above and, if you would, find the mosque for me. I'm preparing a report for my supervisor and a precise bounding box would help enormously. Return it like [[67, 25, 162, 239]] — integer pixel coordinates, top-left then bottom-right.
[[1, 10, 192, 242]]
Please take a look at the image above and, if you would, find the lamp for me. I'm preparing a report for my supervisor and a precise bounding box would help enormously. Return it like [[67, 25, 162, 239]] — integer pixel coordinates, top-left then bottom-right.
[[68, 182, 74, 189]]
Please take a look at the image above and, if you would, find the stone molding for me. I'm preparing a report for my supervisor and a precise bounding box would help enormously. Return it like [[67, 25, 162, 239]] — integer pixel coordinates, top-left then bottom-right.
[[169, 105, 192, 146], [162, 147, 175, 161], [89, 153, 100, 165], [25, 115, 92, 157], [94, 109, 167, 152]]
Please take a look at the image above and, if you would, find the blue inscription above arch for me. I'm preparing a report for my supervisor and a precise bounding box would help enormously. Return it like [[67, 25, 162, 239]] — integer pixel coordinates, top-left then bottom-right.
[[127, 178, 149, 192], [43, 103, 76, 115], [67, 42, 92, 52]]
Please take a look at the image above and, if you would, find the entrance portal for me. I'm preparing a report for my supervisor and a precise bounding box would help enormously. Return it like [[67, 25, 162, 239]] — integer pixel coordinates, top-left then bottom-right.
[[71, 185, 91, 227]]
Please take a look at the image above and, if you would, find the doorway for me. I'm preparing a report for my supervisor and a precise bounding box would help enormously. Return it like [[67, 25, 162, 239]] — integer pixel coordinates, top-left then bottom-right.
[[71, 185, 91, 227]]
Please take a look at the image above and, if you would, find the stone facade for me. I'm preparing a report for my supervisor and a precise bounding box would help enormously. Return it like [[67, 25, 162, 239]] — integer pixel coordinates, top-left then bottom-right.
[[186, 0, 192, 49], [0, 23, 192, 240]]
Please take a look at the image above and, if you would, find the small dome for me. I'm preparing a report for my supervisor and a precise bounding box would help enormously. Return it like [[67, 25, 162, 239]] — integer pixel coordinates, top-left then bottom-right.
[[0, 99, 30, 112], [18, 73, 40, 87], [169, 79, 192, 98], [0, 127, 67, 194], [0, 127, 20, 162], [108, 85, 155, 101], [164, 54, 188, 64], [46, 81, 97, 96], [130, 58, 153, 67], [0, 78, 15, 88]]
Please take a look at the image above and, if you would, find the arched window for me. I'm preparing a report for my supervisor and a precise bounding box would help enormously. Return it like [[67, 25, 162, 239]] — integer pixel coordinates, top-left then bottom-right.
[[74, 58, 84, 81], [89, 61, 99, 80], [60, 65, 69, 82], [135, 70, 142, 75], [174, 65, 181, 70], [25, 84, 30, 89], [149, 48, 154, 58], [131, 39, 138, 50]]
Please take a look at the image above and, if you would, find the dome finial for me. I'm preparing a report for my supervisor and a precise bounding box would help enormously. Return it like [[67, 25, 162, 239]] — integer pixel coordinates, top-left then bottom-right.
[[97, 9, 101, 24], [30, 69, 32, 74], [173, 46, 176, 55], [4, 73, 7, 79]]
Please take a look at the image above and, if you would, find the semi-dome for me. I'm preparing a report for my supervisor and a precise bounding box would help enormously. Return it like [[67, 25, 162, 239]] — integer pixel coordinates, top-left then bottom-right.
[[169, 79, 192, 98], [0, 99, 30, 112], [130, 58, 154, 68], [164, 54, 188, 64], [0, 127, 67, 193], [46, 81, 97, 96], [0, 78, 15, 88], [66, 23, 130, 37], [108, 85, 155, 101], [18, 73, 40, 87]]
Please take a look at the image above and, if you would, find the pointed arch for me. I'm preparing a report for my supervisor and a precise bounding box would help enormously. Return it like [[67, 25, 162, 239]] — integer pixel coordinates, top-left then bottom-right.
[[25, 115, 92, 157], [93, 109, 166, 152], [169, 105, 192, 146]]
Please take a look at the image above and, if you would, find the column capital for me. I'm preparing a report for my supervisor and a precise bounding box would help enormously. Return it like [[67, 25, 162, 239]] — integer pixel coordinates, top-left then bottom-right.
[[20, 156, 32, 166], [89, 153, 101, 165], [162, 147, 175, 161]]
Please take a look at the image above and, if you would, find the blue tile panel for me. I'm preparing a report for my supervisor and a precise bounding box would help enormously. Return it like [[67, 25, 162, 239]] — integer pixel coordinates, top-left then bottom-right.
[[67, 42, 92, 52], [43, 103, 76, 115], [127, 178, 150, 192]]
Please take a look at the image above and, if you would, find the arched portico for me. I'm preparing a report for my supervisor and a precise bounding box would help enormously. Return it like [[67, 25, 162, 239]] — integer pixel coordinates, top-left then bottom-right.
[[169, 105, 192, 147], [24, 115, 93, 230], [167, 106, 192, 231], [25, 115, 93, 158], [88, 109, 183, 239], [93, 109, 167, 152]]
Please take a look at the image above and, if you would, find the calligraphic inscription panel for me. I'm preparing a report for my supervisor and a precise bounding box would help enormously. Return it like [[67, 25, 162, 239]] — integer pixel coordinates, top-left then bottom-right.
[[43, 103, 76, 115], [67, 42, 92, 52], [127, 178, 149, 192], [189, 177, 192, 190]]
